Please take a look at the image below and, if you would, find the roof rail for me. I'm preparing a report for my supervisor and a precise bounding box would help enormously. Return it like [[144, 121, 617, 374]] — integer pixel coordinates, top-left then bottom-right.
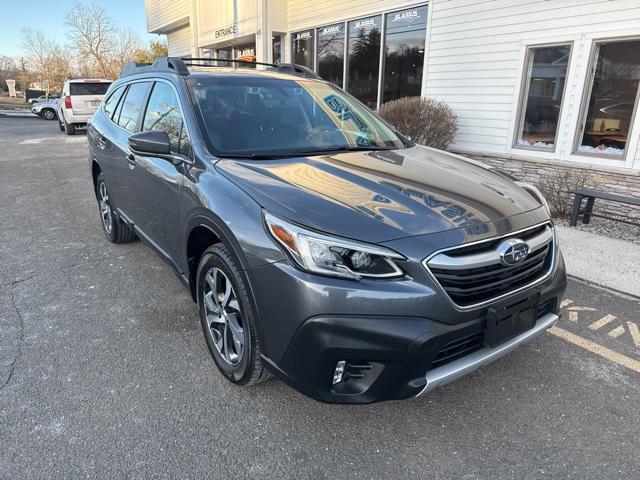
[[183, 57, 322, 79], [273, 63, 321, 79], [119, 56, 323, 80], [119, 57, 189, 78], [183, 57, 278, 69]]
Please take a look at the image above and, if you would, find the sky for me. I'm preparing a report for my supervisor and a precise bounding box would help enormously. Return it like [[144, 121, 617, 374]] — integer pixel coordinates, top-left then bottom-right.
[[1, 0, 159, 58]]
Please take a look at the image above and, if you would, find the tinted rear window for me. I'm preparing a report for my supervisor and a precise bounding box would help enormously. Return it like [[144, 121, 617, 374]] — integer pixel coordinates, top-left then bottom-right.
[[70, 83, 111, 96]]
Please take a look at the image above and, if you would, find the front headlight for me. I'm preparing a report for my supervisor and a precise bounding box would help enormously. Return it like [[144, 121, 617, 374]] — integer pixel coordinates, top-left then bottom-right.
[[264, 212, 405, 280], [515, 181, 551, 217]]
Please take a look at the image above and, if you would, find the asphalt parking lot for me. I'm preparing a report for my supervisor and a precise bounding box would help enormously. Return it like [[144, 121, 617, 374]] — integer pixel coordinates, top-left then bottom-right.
[[1, 116, 639, 480]]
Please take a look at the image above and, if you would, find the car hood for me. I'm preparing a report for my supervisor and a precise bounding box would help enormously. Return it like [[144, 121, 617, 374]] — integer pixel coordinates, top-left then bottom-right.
[[215, 145, 544, 243]]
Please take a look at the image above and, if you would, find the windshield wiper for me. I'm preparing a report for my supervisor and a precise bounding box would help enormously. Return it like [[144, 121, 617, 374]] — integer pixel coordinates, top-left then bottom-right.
[[217, 146, 396, 160], [279, 146, 396, 157]]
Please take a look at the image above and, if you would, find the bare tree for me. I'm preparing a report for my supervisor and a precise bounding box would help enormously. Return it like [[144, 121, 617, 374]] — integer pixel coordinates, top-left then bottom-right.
[[65, 1, 144, 79], [110, 29, 144, 77], [65, 1, 116, 78], [20, 29, 68, 95]]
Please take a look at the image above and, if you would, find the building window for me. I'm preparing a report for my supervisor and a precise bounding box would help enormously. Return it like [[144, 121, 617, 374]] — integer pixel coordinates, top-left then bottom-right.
[[272, 35, 282, 64], [382, 6, 428, 104], [577, 39, 640, 157], [346, 15, 382, 109], [292, 30, 314, 69], [515, 45, 571, 150], [317, 23, 345, 87]]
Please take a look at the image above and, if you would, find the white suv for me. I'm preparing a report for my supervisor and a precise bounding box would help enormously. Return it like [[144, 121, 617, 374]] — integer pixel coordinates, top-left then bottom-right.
[[58, 79, 112, 135]]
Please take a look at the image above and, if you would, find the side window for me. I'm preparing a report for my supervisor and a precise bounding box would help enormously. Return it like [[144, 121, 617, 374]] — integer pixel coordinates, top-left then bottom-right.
[[103, 85, 125, 120], [112, 85, 128, 125], [178, 123, 191, 157], [142, 82, 190, 155], [117, 82, 150, 133]]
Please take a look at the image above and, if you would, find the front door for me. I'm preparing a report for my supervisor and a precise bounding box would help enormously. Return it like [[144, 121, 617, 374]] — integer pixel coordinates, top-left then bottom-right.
[[130, 81, 192, 269]]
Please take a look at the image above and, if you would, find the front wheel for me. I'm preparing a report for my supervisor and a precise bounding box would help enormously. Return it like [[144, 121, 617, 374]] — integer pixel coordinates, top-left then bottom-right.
[[197, 244, 270, 385]]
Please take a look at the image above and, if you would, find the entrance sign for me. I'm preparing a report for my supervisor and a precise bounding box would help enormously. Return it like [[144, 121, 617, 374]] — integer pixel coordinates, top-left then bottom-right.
[[215, 24, 238, 39]]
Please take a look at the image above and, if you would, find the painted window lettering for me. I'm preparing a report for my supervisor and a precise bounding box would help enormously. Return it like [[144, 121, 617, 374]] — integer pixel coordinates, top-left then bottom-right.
[[323, 94, 372, 146]]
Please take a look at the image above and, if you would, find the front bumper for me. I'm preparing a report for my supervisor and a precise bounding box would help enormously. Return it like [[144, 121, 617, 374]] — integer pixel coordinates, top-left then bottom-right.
[[418, 312, 558, 396], [253, 247, 567, 404]]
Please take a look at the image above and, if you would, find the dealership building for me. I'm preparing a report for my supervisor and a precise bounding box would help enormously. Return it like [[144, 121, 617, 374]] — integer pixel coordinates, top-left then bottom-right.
[[145, 0, 640, 216]]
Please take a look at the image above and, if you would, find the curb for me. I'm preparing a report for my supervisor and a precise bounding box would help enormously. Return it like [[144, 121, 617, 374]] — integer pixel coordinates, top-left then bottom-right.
[[0, 111, 36, 118], [567, 274, 640, 301]]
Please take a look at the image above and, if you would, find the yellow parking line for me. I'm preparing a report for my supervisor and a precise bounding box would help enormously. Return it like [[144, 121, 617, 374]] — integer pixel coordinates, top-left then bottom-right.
[[608, 325, 625, 339], [627, 322, 640, 349], [548, 326, 640, 374], [589, 314, 617, 331]]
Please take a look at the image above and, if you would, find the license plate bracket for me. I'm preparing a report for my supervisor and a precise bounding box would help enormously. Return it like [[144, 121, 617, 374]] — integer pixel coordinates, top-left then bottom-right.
[[484, 292, 540, 348]]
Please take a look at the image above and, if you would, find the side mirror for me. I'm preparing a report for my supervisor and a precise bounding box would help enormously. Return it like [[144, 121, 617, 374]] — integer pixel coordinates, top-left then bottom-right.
[[128, 131, 171, 156]]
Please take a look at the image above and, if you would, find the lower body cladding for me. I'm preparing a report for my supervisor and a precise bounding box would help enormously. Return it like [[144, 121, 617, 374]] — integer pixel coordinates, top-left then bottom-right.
[[254, 255, 567, 404]]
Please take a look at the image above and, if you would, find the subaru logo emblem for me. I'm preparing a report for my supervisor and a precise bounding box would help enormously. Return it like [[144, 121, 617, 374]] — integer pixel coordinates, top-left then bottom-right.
[[497, 238, 530, 266]]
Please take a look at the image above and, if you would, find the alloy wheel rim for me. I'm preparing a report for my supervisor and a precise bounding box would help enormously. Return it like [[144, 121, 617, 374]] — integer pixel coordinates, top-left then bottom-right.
[[43, 110, 54, 120], [202, 267, 245, 365], [98, 182, 112, 234]]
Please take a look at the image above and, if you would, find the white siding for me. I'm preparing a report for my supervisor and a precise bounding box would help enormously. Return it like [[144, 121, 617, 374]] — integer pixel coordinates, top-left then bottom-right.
[[287, 0, 421, 31], [167, 26, 193, 57], [145, 0, 190, 33], [425, 0, 640, 169]]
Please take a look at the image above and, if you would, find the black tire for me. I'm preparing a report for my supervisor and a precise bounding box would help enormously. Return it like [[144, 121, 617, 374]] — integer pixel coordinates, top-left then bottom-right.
[[41, 108, 56, 121], [64, 117, 76, 135], [197, 244, 270, 385], [95, 172, 136, 244]]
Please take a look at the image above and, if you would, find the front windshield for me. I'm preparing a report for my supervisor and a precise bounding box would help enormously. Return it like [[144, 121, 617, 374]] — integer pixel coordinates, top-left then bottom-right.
[[188, 76, 407, 157]]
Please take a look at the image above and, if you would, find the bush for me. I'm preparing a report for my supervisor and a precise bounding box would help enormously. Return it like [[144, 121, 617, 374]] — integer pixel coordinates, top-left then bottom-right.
[[379, 96, 458, 150], [537, 168, 591, 218]]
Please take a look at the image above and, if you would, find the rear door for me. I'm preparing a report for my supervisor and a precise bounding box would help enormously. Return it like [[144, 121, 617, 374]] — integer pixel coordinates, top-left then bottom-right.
[[69, 81, 112, 116], [104, 81, 152, 220]]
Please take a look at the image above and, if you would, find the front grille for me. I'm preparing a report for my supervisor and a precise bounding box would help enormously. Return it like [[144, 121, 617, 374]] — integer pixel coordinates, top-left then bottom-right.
[[429, 296, 557, 371], [426, 223, 554, 308], [537, 297, 556, 318]]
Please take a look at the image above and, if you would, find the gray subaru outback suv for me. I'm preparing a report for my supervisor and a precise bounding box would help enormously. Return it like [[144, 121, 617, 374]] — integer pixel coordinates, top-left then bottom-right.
[[87, 57, 566, 404]]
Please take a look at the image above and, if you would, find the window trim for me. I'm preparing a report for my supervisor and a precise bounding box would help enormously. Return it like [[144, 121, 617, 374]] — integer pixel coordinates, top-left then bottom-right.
[[112, 84, 129, 125], [512, 42, 573, 153], [102, 84, 127, 121], [109, 80, 152, 134], [572, 37, 640, 161]]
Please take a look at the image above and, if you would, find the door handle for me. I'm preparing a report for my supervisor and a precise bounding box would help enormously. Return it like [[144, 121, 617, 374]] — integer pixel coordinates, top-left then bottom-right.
[[127, 153, 136, 169]]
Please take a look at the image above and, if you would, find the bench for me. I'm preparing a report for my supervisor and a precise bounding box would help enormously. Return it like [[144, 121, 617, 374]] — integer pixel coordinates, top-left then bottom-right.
[[569, 188, 640, 227]]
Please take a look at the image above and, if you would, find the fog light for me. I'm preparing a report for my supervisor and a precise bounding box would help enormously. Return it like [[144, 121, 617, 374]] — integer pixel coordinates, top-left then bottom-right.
[[332, 360, 346, 384]]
